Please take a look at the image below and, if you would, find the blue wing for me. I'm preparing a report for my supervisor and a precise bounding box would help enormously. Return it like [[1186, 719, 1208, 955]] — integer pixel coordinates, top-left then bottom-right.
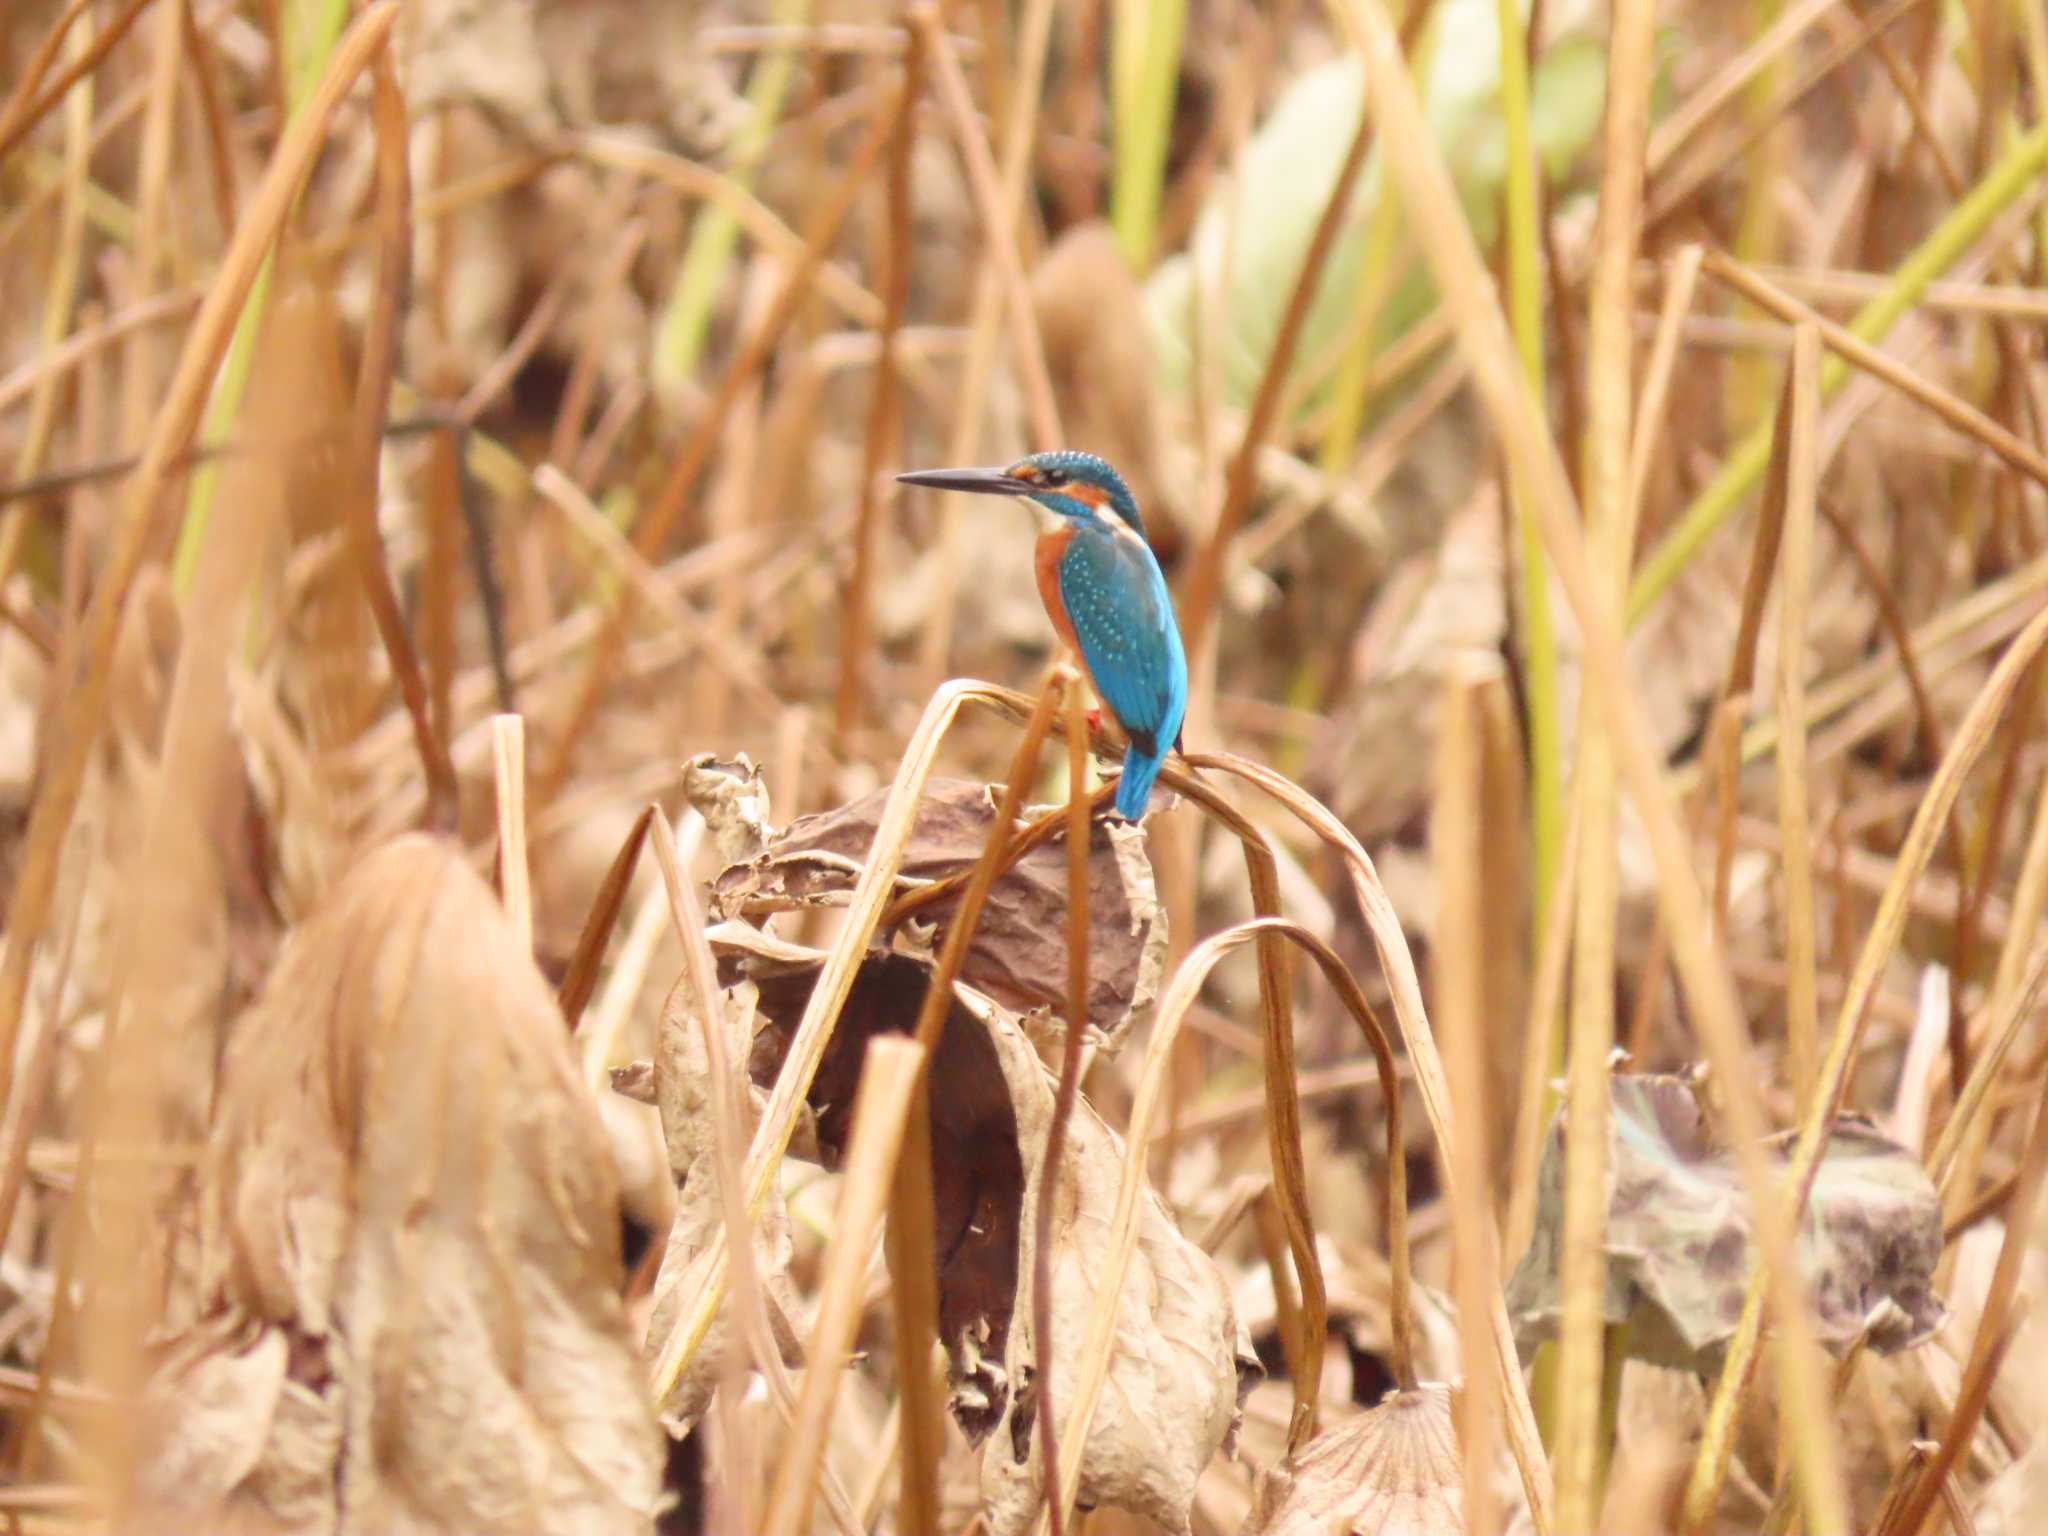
[[1057, 527, 1188, 758]]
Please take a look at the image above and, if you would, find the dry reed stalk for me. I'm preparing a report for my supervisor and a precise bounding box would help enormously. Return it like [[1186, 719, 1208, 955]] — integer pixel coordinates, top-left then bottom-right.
[[1036, 915, 1412, 1536], [0, 3, 91, 605], [528, 464, 780, 708], [423, 413, 462, 747], [1552, 3, 1655, 1519], [557, 804, 656, 1032], [1774, 327, 1823, 1110], [1436, 667, 1503, 1536], [0, 816, 94, 1332], [1811, 500, 1945, 764], [354, 49, 458, 832], [1706, 353, 1808, 936], [1342, 4, 1848, 1526], [0, 0, 94, 136], [492, 714, 532, 948], [1884, 1074, 2048, 1536], [759, 1037, 928, 1536], [176, 0, 234, 236], [1728, 548, 2048, 775], [1930, 939, 2048, 1195], [125, 0, 180, 448], [1027, 680, 1095, 1536], [837, 16, 921, 738], [1702, 249, 2048, 495], [884, 1077, 944, 1536], [1691, 599, 2048, 1527], [1645, 0, 1925, 220], [0, 289, 196, 417], [908, 673, 1067, 1052], [537, 85, 901, 801], [1643, 0, 1840, 175], [911, 0, 1061, 680], [0, 0, 400, 1152], [576, 134, 883, 326], [912, 4, 1060, 446], [1937, 750, 2048, 1208], [1626, 244, 1705, 533], [1177, 0, 1433, 660], [1505, 788, 1582, 1261], [648, 812, 868, 1536], [0, 0, 153, 165]]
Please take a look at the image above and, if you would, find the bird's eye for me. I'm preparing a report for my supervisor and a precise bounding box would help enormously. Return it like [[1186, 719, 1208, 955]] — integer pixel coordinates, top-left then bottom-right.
[[1042, 468, 1068, 488]]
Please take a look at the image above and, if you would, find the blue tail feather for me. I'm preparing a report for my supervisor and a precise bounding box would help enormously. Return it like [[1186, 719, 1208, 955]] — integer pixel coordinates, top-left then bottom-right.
[[1114, 743, 1165, 819]]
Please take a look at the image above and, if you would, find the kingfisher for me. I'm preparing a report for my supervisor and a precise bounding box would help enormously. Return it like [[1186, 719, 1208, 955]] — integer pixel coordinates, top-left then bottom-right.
[[898, 450, 1188, 820]]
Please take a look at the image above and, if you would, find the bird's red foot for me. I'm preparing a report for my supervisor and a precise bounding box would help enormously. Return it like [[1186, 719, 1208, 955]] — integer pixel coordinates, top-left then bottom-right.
[[1086, 707, 1103, 734]]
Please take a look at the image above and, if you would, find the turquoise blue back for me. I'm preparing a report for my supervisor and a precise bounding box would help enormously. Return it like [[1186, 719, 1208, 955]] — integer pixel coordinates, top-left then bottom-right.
[[1057, 526, 1187, 817]]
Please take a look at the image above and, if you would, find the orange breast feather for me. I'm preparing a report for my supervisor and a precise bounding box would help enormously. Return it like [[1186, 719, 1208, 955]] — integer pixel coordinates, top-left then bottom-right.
[[1034, 525, 1080, 652]]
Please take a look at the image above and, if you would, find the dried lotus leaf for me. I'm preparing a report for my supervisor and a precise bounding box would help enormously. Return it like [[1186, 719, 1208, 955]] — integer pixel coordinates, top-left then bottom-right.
[[709, 777, 1165, 1049], [1506, 1074, 1945, 1373], [720, 928, 1252, 1535], [1240, 1384, 1464, 1536], [159, 835, 662, 1533]]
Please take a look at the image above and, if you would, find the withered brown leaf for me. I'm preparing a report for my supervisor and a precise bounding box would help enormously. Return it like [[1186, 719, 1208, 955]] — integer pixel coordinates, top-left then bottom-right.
[[146, 835, 663, 1533], [708, 776, 1165, 1050], [1506, 1074, 1946, 1373], [710, 926, 1256, 1536]]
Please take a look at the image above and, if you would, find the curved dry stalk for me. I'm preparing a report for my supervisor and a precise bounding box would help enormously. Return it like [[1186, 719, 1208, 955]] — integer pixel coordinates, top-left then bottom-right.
[[1039, 915, 1412, 1536], [1927, 936, 2048, 1193], [0, 0, 402, 1140], [351, 50, 458, 833], [939, 686, 1329, 1443], [1187, 745, 1554, 1525]]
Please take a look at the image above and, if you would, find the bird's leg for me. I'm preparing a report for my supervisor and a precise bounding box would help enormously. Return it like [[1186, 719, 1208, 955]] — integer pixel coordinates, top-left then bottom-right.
[[1086, 706, 1103, 735]]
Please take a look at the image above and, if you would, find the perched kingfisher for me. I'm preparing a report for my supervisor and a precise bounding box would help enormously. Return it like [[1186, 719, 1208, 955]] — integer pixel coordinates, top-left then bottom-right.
[[898, 450, 1188, 820]]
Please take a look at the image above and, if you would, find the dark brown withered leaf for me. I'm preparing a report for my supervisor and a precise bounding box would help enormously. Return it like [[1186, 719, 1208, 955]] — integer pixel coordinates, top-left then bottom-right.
[[702, 925, 1255, 1536], [1240, 1384, 1464, 1536], [706, 775, 1165, 1049], [1506, 1074, 1945, 1373]]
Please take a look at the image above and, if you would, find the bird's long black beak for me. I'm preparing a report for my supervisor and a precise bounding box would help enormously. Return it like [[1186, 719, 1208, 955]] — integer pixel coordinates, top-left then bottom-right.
[[896, 465, 1034, 497]]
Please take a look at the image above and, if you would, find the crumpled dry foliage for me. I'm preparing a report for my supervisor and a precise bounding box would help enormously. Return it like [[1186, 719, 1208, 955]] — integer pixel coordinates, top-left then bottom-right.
[[137, 836, 663, 1533], [1239, 1383, 1463, 1536], [666, 884, 1255, 1534], [1507, 1074, 1946, 1373], [706, 772, 1167, 1050]]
